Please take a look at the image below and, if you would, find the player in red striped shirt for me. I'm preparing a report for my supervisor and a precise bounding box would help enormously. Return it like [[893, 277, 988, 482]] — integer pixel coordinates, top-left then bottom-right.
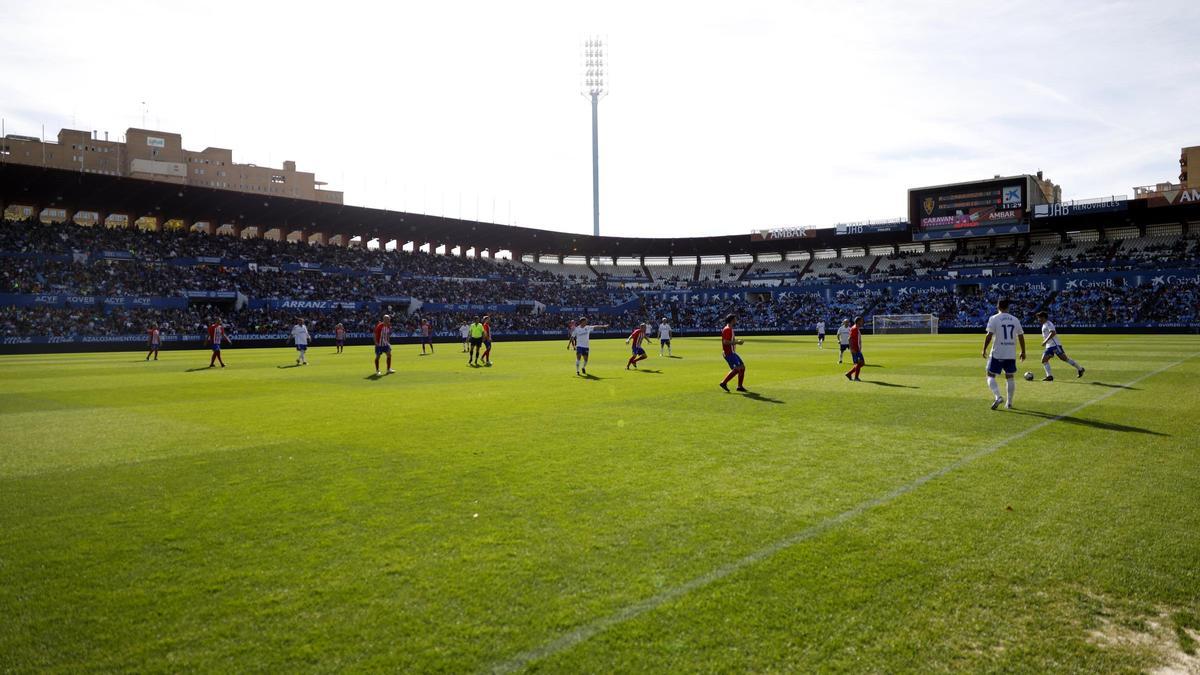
[[480, 315, 493, 366], [374, 314, 395, 376], [844, 316, 865, 381], [205, 318, 232, 368], [420, 318, 434, 355], [334, 322, 346, 354], [719, 314, 748, 392], [624, 322, 654, 369], [145, 323, 161, 361]]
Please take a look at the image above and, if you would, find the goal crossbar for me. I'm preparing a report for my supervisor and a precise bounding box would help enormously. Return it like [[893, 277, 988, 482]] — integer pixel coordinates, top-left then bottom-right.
[[872, 313, 938, 334]]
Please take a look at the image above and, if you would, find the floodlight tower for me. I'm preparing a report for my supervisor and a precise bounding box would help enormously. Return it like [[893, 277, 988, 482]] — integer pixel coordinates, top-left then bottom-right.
[[582, 37, 608, 237]]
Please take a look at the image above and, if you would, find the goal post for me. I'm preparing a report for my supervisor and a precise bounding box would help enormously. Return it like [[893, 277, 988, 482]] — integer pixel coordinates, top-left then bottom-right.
[[872, 314, 938, 335]]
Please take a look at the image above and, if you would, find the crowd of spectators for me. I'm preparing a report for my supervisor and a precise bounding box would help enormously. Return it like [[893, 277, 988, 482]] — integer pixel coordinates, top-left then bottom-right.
[[1, 218, 1197, 338], [867, 285, 1052, 327]]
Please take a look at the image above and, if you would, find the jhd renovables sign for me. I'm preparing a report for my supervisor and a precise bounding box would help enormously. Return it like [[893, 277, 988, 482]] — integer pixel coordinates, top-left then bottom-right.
[[1034, 198, 1128, 218]]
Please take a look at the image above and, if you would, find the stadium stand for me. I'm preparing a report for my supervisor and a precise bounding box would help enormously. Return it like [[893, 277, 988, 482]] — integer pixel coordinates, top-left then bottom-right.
[[1, 160, 1197, 347], [1, 214, 1197, 344]]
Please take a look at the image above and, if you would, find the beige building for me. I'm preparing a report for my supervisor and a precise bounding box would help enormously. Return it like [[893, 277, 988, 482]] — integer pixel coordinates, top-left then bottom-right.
[[1180, 144, 1199, 190], [1132, 144, 1199, 200], [0, 126, 342, 204], [1032, 170, 1062, 204]]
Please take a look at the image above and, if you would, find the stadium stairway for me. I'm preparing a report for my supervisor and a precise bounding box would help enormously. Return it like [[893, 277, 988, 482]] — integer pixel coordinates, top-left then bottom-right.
[[641, 261, 655, 283], [1016, 242, 1032, 264], [1134, 286, 1168, 322], [797, 256, 814, 282], [865, 255, 882, 276], [585, 260, 601, 279], [735, 263, 752, 283]]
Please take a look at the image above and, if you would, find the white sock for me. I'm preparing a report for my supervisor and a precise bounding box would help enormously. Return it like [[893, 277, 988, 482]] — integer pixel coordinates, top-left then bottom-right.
[[575, 357, 580, 370], [1043, 363, 1053, 376], [1006, 377, 1015, 404], [987, 376, 1001, 399], [1067, 358, 1080, 368]]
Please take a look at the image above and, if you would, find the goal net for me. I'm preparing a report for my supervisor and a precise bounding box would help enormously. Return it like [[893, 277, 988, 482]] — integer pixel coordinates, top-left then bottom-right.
[[872, 314, 938, 334]]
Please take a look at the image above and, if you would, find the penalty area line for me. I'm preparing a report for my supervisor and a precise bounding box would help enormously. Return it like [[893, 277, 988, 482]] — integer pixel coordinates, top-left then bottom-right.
[[487, 353, 1196, 674]]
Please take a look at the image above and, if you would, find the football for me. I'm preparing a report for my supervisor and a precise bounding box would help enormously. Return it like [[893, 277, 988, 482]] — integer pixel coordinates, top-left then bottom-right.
[[1023, 372, 1035, 381]]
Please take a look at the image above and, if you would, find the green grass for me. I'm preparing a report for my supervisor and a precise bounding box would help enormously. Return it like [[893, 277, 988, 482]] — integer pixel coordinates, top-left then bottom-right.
[[1, 334, 1198, 673]]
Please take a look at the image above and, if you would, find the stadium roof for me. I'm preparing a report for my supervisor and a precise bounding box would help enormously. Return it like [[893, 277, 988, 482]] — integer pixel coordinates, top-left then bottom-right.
[[3, 163, 1197, 257]]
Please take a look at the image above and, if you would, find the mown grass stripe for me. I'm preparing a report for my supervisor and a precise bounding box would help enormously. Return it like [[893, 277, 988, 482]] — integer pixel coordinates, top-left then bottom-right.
[[488, 353, 1196, 674]]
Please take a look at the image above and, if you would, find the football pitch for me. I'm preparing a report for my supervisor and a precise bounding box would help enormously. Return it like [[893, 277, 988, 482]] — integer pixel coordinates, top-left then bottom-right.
[[2, 334, 1199, 672]]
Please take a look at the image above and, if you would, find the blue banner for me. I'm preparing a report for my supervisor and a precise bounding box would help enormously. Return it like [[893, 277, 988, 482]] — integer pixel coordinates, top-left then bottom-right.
[[421, 302, 520, 313], [0, 293, 72, 307], [184, 290, 237, 300], [248, 299, 369, 311], [0, 294, 189, 309], [542, 306, 607, 314], [168, 256, 249, 268], [101, 296, 189, 309], [543, 297, 641, 314], [913, 223, 1029, 241], [0, 252, 72, 262]]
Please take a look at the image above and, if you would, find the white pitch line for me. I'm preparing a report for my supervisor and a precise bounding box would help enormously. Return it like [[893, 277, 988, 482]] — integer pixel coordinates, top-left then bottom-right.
[[488, 354, 1195, 674]]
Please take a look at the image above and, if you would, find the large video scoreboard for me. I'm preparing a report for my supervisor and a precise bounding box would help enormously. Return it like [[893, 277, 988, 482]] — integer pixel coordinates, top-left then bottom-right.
[[908, 175, 1046, 241]]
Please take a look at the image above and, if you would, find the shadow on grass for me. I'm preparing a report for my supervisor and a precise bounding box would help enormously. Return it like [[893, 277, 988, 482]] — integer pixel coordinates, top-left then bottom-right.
[[364, 373, 386, 381], [419, 352, 433, 356], [741, 391, 785, 404], [1009, 409, 1168, 436], [184, 366, 215, 372], [632, 368, 663, 374], [862, 380, 919, 389], [664, 355, 684, 359], [277, 364, 302, 369], [579, 373, 604, 380], [861, 364, 885, 368], [1082, 381, 1141, 391]]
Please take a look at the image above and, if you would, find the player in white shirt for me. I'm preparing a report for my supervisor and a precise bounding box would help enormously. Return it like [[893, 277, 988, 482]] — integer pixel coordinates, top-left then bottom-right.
[[816, 320, 826, 348], [836, 319, 851, 364], [459, 322, 470, 352], [982, 299, 1026, 410], [658, 318, 673, 356], [289, 317, 311, 365], [572, 316, 609, 376], [1036, 311, 1084, 381]]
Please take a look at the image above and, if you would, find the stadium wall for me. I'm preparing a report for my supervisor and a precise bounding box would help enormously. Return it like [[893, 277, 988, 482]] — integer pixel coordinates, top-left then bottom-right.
[[3, 325, 1196, 355]]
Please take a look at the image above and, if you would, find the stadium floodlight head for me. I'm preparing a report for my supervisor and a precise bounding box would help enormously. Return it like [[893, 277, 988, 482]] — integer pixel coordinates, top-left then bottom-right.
[[581, 37, 607, 99], [582, 36, 608, 237]]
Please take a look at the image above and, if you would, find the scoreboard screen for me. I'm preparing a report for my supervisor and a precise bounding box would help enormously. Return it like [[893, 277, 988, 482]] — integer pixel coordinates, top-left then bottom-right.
[[908, 176, 1040, 240]]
